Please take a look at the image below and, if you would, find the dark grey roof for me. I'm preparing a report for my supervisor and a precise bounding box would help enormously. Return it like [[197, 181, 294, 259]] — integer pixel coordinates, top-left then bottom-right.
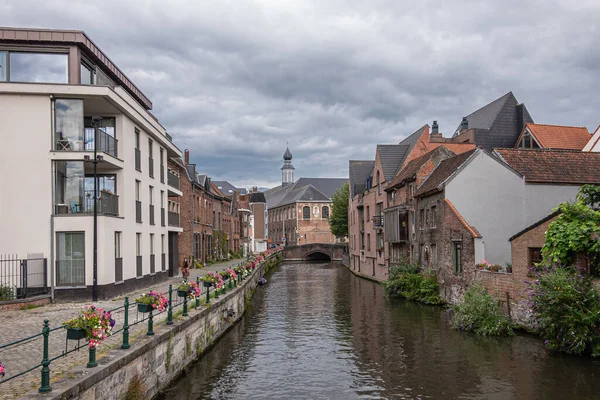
[[277, 184, 330, 207], [293, 178, 347, 199], [377, 144, 410, 181], [283, 146, 293, 161], [455, 92, 512, 133], [249, 192, 266, 203], [263, 184, 291, 209], [212, 181, 247, 195], [399, 124, 428, 157], [349, 160, 374, 197]]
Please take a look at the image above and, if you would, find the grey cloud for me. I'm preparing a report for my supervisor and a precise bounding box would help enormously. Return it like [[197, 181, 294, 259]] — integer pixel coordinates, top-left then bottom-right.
[[3, 0, 600, 187]]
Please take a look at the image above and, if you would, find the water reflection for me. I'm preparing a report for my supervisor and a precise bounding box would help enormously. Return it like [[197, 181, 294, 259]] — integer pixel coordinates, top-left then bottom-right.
[[158, 263, 600, 400]]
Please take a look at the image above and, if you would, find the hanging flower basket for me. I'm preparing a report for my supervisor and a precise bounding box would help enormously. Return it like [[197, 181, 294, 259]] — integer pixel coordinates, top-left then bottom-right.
[[135, 291, 168, 313], [177, 281, 201, 299], [64, 305, 115, 348], [66, 327, 87, 341]]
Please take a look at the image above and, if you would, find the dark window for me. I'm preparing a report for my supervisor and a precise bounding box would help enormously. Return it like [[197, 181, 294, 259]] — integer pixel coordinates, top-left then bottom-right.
[[0, 52, 6, 81], [303, 206, 310, 219], [367, 233, 371, 251], [55, 99, 84, 150], [322, 206, 329, 219], [431, 205, 437, 228], [80, 60, 96, 85], [419, 209, 424, 229], [9, 52, 68, 83], [529, 247, 543, 269], [453, 241, 462, 274]]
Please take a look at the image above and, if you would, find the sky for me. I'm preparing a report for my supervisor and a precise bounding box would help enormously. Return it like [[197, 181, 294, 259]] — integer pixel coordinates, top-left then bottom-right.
[[3, 0, 600, 189]]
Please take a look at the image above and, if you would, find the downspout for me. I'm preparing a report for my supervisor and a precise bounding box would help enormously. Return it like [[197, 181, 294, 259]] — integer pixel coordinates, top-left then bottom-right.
[[191, 182, 194, 266], [50, 96, 55, 301]]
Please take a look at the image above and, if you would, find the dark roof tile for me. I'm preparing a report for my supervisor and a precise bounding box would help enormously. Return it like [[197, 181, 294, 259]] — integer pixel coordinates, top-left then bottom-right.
[[414, 149, 478, 197], [377, 144, 410, 181]]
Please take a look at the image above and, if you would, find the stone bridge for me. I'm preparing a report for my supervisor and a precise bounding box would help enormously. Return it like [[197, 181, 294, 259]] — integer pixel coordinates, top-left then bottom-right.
[[282, 243, 347, 262]]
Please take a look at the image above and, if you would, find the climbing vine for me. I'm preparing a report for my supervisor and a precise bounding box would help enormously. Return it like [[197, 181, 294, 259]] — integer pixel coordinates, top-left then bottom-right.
[[543, 185, 600, 272]]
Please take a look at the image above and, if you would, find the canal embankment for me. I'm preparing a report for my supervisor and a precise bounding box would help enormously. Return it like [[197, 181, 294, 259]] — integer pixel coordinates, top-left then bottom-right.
[[19, 253, 283, 400]]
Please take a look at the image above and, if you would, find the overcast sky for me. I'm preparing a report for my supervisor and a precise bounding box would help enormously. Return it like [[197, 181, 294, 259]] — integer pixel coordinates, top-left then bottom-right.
[[3, 0, 599, 188]]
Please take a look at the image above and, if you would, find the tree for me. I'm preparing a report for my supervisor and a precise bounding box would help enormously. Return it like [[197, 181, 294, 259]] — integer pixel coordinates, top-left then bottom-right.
[[329, 182, 349, 238], [543, 185, 600, 272]]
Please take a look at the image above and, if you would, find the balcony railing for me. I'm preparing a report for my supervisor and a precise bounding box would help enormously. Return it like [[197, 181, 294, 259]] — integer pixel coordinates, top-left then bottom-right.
[[54, 190, 119, 216], [149, 157, 154, 178], [373, 215, 384, 227], [136, 255, 142, 277], [161, 207, 166, 227], [115, 257, 123, 282], [160, 164, 165, 183], [135, 148, 141, 171], [149, 204, 155, 225], [168, 211, 180, 227], [161, 253, 166, 271], [167, 171, 180, 190], [150, 254, 155, 274], [55, 128, 118, 158], [136, 201, 142, 223]]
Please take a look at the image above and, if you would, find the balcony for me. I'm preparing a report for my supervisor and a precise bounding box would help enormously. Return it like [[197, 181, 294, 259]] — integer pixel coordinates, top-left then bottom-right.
[[167, 171, 180, 190], [373, 215, 384, 228], [54, 190, 119, 216], [136, 201, 142, 223], [135, 148, 141, 171], [168, 211, 180, 227], [55, 128, 118, 158], [149, 204, 155, 225]]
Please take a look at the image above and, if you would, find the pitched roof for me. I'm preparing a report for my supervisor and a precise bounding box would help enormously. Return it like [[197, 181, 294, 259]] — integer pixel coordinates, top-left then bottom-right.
[[521, 123, 591, 150], [210, 182, 225, 198], [212, 181, 247, 195], [414, 149, 478, 197], [494, 148, 600, 184], [399, 124, 429, 156], [509, 211, 560, 242], [276, 184, 330, 207], [444, 199, 482, 238], [249, 192, 267, 203], [377, 144, 410, 181], [349, 160, 375, 197], [455, 92, 513, 134], [388, 146, 456, 189], [293, 178, 347, 199]]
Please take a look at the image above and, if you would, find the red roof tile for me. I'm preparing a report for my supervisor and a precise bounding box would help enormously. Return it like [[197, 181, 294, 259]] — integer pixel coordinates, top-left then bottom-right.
[[495, 148, 600, 184], [388, 146, 456, 189], [522, 123, 591, 150]]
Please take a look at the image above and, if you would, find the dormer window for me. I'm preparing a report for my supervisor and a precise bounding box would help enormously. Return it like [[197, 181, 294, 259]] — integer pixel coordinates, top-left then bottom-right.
[[518, 131, 541, 149]]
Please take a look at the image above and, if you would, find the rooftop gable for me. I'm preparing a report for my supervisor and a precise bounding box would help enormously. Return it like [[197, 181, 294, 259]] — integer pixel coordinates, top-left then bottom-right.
[[376, 144, 410, 181], [454, 92, 513, 134], [349, 160, 374, 197], [414, 149, 478, 197], [517, 124, 591, 150], [387, 146, 457, 190]]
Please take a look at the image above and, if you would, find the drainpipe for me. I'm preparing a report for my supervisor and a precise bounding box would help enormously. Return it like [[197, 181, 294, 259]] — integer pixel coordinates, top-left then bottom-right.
[[50, 96, 55, 301]]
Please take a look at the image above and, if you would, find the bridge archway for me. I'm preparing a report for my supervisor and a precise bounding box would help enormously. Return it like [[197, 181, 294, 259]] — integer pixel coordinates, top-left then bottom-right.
[[304, 251, 332, 262]]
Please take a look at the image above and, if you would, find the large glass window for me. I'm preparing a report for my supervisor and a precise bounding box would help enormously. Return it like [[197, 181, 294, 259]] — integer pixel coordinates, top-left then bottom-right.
[[322, 206, 329, 219], [0, 52, 6, 81], [80, 61, 96, 85], [54, 161, 85, 215], [10, 52, 68, 83], [56, 232, 85, 286], [303, 206, 310, 219], [55, 99, 84, 151]]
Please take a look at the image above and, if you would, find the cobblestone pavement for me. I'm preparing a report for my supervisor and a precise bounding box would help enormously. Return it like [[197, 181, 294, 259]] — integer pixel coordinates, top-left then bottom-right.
[[0, 258, 247, 400]]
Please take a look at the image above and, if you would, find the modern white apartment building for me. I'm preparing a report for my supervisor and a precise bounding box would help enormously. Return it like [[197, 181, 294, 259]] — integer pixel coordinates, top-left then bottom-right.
[[0, 28, 183, 300]]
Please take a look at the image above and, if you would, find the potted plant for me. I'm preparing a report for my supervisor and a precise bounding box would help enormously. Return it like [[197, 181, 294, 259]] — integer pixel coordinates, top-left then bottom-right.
[[219, 270, 229, 281], [476, 260, 489, 270], [177, 281, 201, 299], [488, 264, 501, 272], [135, 291, 168, 313], [64, 305, 115, 348]]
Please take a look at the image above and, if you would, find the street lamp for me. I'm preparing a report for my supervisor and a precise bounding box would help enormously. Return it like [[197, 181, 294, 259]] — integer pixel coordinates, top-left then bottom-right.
[[86, 116, 104, 301]]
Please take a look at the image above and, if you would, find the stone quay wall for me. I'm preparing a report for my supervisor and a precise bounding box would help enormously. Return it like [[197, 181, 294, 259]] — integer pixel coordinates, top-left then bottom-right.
[[21, 254, 282, 400]]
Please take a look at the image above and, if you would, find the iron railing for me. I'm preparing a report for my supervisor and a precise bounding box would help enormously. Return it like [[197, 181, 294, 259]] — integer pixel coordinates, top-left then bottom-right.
[[161, 253, 166, 271], [168, 212, 180, 227], [136, 201, 142, 223], [0, 255, 48, 300], [55, 128, 118, 158], [149, 157, 154, 178], [150, 255, 155, 274], [135, 148, 141, 171], [55, 190, 118, 217], [373, 215, 384, 227], [136, 255, 142, 277], [115, 257, 123, 282], [167, 171, 180, 190], [160, 164, 165, 183], [161, 207, 166, 227], [149, 204, 155, 225]]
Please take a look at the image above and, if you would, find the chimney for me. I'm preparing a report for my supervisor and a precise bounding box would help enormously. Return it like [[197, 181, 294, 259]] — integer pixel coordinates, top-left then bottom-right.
[[432, 120, 439, 134], [252, 186, 258, 193], [184, 149, 190, 164], [460, 117, 469, 131]]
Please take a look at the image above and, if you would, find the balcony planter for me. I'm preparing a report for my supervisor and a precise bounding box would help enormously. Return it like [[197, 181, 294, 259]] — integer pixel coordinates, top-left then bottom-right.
[[177, 289, 188, 298], [203, 281, 212, 288], [137, 303, 153, 313], [66, 327, 86, 341]]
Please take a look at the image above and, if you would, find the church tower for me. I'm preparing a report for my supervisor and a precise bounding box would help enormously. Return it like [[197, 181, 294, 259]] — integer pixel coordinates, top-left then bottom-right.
[[281, 146, 295, 186]]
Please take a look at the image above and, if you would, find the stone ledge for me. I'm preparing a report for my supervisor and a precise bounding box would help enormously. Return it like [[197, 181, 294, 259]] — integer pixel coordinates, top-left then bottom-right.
[[0, 295, 51, 311]]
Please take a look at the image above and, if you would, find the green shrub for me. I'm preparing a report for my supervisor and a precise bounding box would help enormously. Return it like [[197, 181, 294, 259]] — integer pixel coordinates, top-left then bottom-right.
[[452, 284, 513, 337], [527, 266, 600, 356], [383, 263, 443, 305], [0, 284, 15, 301]]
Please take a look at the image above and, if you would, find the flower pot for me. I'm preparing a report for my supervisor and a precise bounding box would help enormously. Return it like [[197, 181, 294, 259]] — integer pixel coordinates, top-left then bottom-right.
[[177, 289, 188, 298], [66, 327, 86, 341], [222, 275, 229, 281], [137, 303, 153, 313], [203, 281, 212, 288]]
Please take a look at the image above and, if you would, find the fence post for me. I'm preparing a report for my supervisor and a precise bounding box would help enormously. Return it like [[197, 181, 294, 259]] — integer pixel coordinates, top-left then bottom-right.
[[195, 277, 200, 309], [39, 319, 52, 393], [87, 346, 97, 368], [43, 258, 48, 294], [167, 285, 173, 325], [206, 285, 211, 304], [121, 297, 130, 349], [147, 309, 154, 336], [183, 292, 188, 317], [21, 259, 28, 299]]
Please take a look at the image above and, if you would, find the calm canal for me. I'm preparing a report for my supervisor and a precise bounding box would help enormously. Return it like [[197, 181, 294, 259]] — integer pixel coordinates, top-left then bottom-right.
[[159, 262, 600, 399]]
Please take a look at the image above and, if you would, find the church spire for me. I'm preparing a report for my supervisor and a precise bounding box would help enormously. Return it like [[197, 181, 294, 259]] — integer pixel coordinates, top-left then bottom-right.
[[281, 144, 295, 186]]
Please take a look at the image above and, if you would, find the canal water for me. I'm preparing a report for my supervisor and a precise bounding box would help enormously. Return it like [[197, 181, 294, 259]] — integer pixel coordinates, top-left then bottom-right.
[[158, 262, 600, 399]]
